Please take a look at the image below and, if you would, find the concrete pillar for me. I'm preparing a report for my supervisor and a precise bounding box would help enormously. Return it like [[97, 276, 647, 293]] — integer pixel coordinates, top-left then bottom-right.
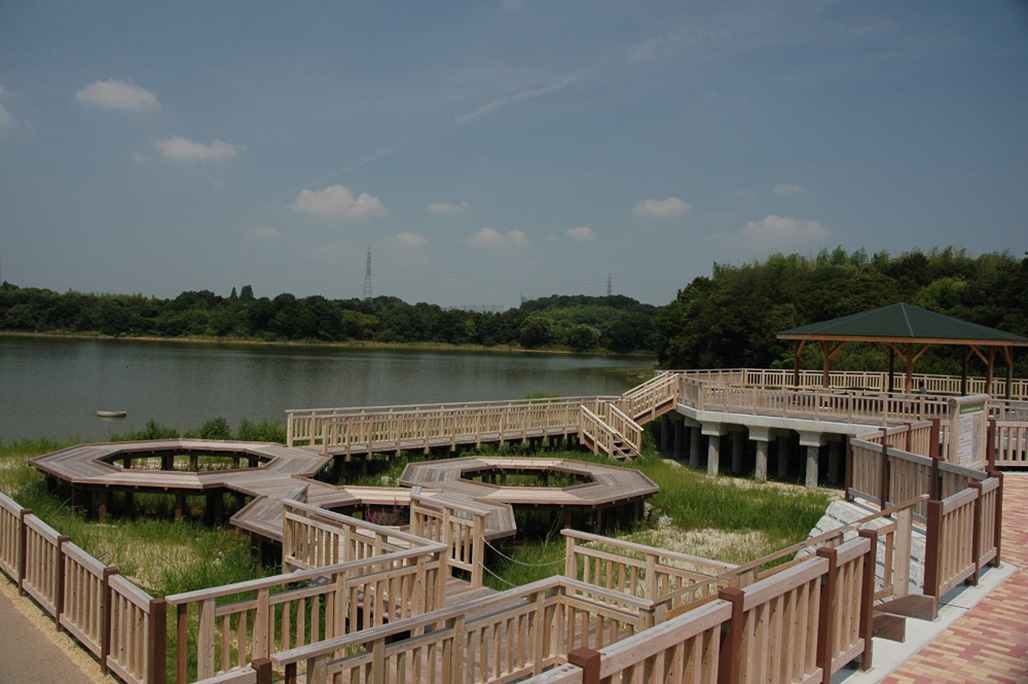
[[750, 428, 772, 482], [828, 439, 843, 484], [777, 434, 791, 480], [689, 425, 701, 468], [703, 423, 726, 477], [731, 431, 745, 475], [673, 420, 684, 459], [799, 432, 828, 488]]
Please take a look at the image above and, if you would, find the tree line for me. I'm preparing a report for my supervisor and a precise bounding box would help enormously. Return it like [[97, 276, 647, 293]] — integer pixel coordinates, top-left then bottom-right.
[[655, 247, 1028, 375], [0, 284, 659, 354]]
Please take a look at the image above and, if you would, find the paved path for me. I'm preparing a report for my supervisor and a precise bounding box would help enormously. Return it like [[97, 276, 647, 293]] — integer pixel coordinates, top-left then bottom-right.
[[884, 473, 1028, 684], [0, 580, 104, 684]]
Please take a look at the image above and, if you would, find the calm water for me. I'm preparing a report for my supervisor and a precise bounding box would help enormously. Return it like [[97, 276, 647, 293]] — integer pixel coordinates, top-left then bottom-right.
[[0, 336, 651, 442]]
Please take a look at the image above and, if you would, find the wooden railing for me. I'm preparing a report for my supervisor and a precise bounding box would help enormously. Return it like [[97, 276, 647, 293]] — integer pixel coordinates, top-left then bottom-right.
[[562, 530, 736, 617], [616, 371, 682, 422], [578, 405, 635, 460], [600, 402, 643, 453], [523, 539, 874, 684], [271, 576, 657, 684], [924, 475, 1003, 600], [286, 396, 614, 449], [994, 419, 1028, 467], [410, 490, 488, 588], [0, 492, 166, 684]]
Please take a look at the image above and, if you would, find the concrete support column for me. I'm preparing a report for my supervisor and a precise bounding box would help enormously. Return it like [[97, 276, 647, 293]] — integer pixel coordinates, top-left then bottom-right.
[[828, 439, 843, 484], [702, 423, 726, 477], [673, 419, 684, 459], [799, 432, 828, 488], [689, 423, 702, 468], [750, 428, 772, 482], [777, 434, 792, 480], [730, 431, 745, 475]]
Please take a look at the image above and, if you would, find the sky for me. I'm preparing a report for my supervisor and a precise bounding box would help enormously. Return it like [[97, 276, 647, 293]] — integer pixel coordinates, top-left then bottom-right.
[[0, 1, 1025, 308]]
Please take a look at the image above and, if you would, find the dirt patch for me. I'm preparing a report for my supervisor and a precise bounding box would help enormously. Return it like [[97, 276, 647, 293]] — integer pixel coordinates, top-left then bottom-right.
[[628, 525, 778, 566]]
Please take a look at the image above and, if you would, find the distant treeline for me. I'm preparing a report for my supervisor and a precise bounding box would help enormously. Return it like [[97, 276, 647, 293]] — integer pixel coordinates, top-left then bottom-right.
[[0, 284, 659, 354], [655, 247, 1028, 375]]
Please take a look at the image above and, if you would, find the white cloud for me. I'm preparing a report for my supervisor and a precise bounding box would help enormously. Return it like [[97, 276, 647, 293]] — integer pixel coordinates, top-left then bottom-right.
[[455, 75, 580, 124], [292, 185, 386, 221], [742, 215, 828, 241], [633, 197, 690, 218], [76, 79, 160, 112], [244, 226, 284, 242], [566, 226, 596, 241], [774, 184, 805, 196], [427, 201, 469, 215], [468, 227, 528, 248], [154, 137, 238, 163], [130, 152, 147, 164], [393, 232, 427, 248]]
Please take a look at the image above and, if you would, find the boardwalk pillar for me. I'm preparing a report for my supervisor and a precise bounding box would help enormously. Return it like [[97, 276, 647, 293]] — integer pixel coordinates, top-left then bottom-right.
[[689, 424, 701, 468], [702, 423, 726, 477], [799, 432, 826, 488], [660, 415, 671, 451], [777, 433, 792, 480], [750, 428, 771, 481], [672, 419, 684, 459], [828, 438, 843, 484], [730, 431, 745, 475]]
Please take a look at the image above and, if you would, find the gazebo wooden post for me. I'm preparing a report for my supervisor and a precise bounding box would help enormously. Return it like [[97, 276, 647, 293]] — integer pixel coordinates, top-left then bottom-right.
[[905, 343, 915, 393], [960, 347, 970, 396], [986, 347, 997, 397], [1003, 346, 1014, 399], [888, 346, 896, 393], [793, 340, 807, 388]]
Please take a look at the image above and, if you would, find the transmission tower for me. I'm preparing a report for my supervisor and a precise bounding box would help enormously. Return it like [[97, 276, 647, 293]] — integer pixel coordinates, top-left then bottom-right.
[[606, 272, 613, 298], [362, 248, 373, 302]]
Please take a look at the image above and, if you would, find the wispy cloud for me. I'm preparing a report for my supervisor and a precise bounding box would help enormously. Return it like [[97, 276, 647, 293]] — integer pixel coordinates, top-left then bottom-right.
[[428, 201, 469, 215], [455, 75, 581, 124], [154, 137, 238, 163], [566, 226, 596, 241], [293, 185, 386, 221], [76, 79, 160, 112], [742, 215, 828, 242], [633, 197, 690, 218], [393, 232, 428, 248], [467, 227, 528, 248], [774, 184, 805, 196]]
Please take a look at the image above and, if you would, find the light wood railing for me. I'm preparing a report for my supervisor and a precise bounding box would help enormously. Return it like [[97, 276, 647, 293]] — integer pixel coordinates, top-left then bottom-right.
[[578, 405, 635, 460], [272, 575, 657, 684], [601, 402, 643, 453], [562, 530, 736, 618], [410, 490, 488, 588]]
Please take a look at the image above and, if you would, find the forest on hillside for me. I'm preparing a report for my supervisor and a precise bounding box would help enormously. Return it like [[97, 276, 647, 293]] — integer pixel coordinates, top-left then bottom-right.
[[0, 285, 659, 354], [655, 247, 1028, 375]]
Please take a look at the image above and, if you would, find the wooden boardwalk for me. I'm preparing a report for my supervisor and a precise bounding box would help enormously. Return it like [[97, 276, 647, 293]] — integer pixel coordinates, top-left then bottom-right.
[[29, 443, 658, 547]]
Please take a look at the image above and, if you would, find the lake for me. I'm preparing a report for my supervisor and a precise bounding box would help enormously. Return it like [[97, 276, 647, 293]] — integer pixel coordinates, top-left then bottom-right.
[[0, 336, 652, 442]]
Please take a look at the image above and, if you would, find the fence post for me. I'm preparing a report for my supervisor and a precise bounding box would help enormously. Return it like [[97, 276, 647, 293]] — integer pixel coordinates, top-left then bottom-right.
[[930, 417, 941, 459], [969, 481, 984, 587], [252, 658, 273, 684], [148, 598, 168, 684], [54, 534, 70, 631], [987, 419, 997, 471], [568, 646, 601, 684], [718, 587, 745, 684], [878, 428, 890, 508], [992, 471, 1004, 567], [101, 565, 119, 676], [856, 530, 877, 671], [815, 546, 838, 680], [564, 535, 578, 580], [176, 603, 188, 684], [844, 435, 854, 502], [17, 508, 32, 594], [930, 452, 942, 502], [923, 500, 943, 599], [894, 507, 912, 598]]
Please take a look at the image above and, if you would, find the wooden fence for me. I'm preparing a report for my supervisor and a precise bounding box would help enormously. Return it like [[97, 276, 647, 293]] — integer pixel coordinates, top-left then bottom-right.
[[0, 492, 166, 684], [269, 576, 659, 684], [409, 490, 488, 588], [578, 405, 637, 460]]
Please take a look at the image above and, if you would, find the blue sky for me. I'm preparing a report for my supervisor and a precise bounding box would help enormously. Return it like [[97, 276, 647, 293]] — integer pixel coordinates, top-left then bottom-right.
[[1, 1, 1025, 307]]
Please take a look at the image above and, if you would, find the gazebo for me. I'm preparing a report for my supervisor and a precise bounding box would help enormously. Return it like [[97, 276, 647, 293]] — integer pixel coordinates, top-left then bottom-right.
[[777, 303, 1028, 398]]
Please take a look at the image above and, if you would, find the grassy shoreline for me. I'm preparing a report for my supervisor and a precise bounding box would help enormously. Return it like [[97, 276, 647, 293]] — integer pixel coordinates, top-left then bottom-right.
[[0, 330, 658, 360]]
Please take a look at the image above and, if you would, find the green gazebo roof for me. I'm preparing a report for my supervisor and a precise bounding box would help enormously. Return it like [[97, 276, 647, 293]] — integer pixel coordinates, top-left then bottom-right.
[[777, 303, 1028, 346]]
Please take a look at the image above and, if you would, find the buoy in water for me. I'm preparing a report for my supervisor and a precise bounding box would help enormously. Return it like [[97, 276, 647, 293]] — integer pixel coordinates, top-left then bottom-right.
[[97, 410, 128, 419]]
